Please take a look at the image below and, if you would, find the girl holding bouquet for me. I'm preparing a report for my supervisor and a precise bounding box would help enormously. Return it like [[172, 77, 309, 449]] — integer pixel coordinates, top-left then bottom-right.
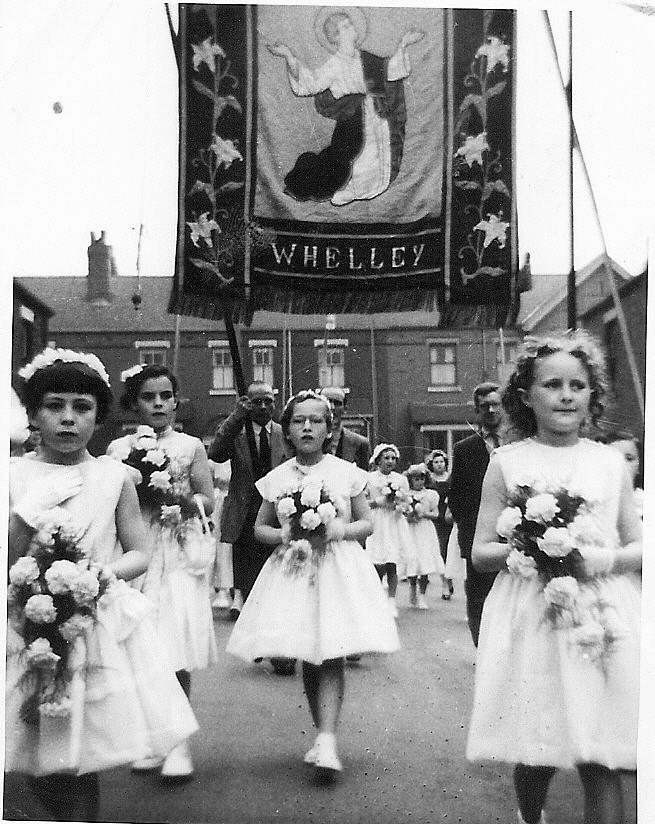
[[365, 443, 413, 616], [467, 330, 642, 824], [8, 349, 197, 822], [107, 364, 217, 780], [227, 391, 399, 779], [402, 463, 445, 609]]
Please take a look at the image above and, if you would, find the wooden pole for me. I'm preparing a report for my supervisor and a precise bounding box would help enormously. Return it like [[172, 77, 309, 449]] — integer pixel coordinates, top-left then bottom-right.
[[370, 317, 378, 445], [224, 309, 258, 464]]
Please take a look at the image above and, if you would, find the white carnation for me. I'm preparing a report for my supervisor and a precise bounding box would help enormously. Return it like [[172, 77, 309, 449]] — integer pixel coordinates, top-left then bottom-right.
[[71, 571, 100, 606], [496, 506, 523, 538], [525, 493, 559, 523], [59, 614, 94, 642], [142, 449, 167, 467], [277, 497, 298, 519], [9, 556, 40, 587], [148, 470, 172, 491], [316, 502, 337, 524], [300, 485, 322, 508], [543, 576, 579, 610], [506, 548, 538, 579], [45, 560, 80, 595], [299, 509, 322, 531], [135, 425, 156, 438], [40, 698, 73, 718], [24, 594, 57, 624], [25, 637, 60, 669], [537, 527, 575, 558], [568, 513, 605, 547]]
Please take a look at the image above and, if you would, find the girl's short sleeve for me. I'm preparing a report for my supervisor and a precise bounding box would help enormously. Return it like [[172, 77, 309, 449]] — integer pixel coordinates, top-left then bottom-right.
[[255, 466, 284, 503], [349, 465, 369, 498]]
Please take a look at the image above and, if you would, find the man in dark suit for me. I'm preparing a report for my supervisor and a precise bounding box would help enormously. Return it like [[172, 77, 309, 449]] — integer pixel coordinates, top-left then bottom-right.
[[318, 386, 371, 470], [448, 382, 504, 647]]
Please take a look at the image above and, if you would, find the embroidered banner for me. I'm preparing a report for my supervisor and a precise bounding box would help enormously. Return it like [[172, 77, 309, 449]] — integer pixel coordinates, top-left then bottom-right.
[[170, 5, 515, 321]]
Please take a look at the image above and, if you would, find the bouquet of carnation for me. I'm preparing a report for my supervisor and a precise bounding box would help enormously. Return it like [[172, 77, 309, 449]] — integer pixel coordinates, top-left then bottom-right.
[[114, 425, 172, 510], [8, 508, 110, 724], [378, 477, 411, 512], [398, 494, 425, 523], [497, 478, 623, 670], [274, 475, 341, 580]]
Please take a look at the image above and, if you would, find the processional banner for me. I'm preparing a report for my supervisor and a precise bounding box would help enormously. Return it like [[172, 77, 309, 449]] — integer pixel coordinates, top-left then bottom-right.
[[170, 5, 516, 321]]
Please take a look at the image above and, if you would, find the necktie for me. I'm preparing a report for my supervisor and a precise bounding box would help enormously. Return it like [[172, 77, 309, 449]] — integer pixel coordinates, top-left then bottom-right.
[[258, 426, 272, 475]]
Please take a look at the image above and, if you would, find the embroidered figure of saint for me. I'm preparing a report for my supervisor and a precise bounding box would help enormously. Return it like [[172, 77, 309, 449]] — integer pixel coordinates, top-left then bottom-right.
[[268, 8, 424, 207]]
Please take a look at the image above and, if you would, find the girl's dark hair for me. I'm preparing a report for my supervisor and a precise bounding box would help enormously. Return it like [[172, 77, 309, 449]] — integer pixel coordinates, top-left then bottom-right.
[[22, 363, 113, 423], [502, 330, 608, 438], [119, 365, 179, 411], [426, 449, 448, 472], [280, 390, 333, 454]]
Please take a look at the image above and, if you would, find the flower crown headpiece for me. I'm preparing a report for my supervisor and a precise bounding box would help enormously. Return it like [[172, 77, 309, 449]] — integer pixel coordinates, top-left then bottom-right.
[[405, 463, 428, 477], [120, 363, 146, 383], [372, 442, 400, 463], [19, 348, 110, 387]]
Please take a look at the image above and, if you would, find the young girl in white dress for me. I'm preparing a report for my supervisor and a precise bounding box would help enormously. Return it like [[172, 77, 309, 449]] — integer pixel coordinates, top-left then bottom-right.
[[7, 350, 197, 822], [107, 364, 217, 780], [403, 463, 445, 609], [365, 443, 413, 617], [227, 391, 399, 780], [467, 331, 642, 824]]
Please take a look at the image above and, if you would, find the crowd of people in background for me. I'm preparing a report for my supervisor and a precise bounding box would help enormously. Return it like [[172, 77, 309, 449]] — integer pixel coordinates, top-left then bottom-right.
[[6, 327, 643, 824]]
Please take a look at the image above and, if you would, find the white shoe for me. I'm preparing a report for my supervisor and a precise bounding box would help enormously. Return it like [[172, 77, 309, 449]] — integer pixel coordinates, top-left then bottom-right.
[[388, 598, 398, 618], [313, 734, 342, 775], [131, 756, 164, 772], [212, 589, 231, 609], [160, 740, 193, 782], [417, 594, 429, 610], [304, 742, 319, 764]]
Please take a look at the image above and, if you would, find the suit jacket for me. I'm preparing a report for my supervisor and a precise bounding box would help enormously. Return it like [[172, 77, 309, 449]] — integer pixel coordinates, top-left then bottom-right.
[[335, 426, 371, 471], [208, 414, 289, 544], [448, 432, 490, 561]]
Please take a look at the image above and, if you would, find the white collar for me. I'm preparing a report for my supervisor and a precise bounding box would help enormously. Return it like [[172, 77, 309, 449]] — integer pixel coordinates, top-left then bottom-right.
[[251, 421, 272, 436]]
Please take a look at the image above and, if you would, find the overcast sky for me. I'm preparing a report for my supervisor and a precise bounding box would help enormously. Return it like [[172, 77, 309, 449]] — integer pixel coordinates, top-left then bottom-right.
[[1, 1, 653, 280]]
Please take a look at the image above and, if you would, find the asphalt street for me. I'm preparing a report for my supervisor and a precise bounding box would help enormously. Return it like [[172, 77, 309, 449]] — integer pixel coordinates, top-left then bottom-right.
[[4, 581, 637, 824]]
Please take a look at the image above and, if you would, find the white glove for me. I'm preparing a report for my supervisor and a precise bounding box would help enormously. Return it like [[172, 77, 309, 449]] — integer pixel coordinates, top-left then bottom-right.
[[325, 518, 346, 542], [13, 468, 83, 527], [579, 545, 616, 577]]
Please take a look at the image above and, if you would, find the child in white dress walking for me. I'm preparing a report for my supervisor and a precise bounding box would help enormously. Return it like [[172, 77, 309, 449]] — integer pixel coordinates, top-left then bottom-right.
[[365, 443, 413, 616], [467, 331, 641, 824], [227, 391, 399, 780], [107, 364, 217, 780], [402, 463, 445, 609], [8, 349, 197, 821]]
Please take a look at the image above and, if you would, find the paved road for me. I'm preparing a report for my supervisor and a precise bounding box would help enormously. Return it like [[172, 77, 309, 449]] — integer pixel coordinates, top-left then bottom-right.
[[5, 582, 636, 823]]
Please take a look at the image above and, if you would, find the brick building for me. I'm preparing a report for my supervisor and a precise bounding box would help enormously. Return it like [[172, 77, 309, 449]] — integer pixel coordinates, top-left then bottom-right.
[[12, 281, 53, 387], [16, 233, 522, 465]]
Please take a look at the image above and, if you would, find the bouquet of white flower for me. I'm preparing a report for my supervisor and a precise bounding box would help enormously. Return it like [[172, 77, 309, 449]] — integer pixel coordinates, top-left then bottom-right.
[[497, 479, 622, 670], [378, 477, 410, 512], [112, 425, 172, 510], [398, 493, 425, 523], [8, 508, 110, 724], [273, 476, 341, 580]]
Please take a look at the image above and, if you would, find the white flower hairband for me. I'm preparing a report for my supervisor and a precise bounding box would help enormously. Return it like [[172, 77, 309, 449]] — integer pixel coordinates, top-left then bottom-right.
[[120, 363, 145, 383], [405, 463, 428, 477], [372, 443, 400, 463], [19, 348, 110, 387]]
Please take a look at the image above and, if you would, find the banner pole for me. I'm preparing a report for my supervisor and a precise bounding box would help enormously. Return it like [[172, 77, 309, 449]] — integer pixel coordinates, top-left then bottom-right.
[[224, 309, 258, 465]]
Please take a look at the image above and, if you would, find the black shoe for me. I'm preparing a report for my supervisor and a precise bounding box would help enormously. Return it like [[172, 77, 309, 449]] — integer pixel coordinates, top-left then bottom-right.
[[346, 654, 361, 663], [229, 607, 240, 622], [271, 657, 296, 676]]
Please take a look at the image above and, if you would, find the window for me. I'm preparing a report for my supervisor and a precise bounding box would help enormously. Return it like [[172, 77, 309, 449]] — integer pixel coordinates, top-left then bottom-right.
[[420, 425, 471, 464], [429, 344, 457, 386], [19, 305, 34, 365], [319, 347, 345, 388], [139, 349, 166, 367], [212, 348, 234, 390], [251, 346, 274, 386]]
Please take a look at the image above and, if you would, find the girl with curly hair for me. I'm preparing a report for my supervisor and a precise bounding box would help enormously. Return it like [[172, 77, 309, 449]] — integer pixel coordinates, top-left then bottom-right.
[[467, 330, 642, 824]]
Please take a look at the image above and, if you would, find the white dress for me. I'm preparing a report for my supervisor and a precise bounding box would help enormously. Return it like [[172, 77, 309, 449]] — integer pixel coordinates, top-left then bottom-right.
[[6, 454, 198, 776], [226, 455, 400, 665], [108, 429, 218, 672], [404, 489, 445, 577], [467, 439, 640, 770], [365, 470, 414, 571]]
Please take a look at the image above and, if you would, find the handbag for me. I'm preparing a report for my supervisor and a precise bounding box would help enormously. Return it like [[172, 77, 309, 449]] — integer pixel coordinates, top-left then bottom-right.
[[181, 495, 216, 575]]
